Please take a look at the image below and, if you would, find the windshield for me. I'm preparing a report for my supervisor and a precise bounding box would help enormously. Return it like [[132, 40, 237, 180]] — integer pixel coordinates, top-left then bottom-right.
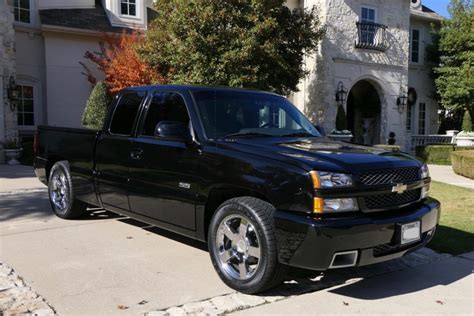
[[193, 90, 321, 139]]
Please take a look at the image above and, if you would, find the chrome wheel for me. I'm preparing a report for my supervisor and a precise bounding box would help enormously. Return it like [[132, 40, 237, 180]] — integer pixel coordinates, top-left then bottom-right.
[[215, 214, 261, 281], [50, 170, 69, 213]]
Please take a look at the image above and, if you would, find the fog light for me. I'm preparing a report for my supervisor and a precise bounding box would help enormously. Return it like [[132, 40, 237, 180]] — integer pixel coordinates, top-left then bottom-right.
[[421, 184, 430, 199], [314, 197, 359, 213]]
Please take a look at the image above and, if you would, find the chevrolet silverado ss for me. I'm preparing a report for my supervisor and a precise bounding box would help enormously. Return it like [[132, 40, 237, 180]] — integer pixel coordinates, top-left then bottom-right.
[[34, 85, 440, 293]]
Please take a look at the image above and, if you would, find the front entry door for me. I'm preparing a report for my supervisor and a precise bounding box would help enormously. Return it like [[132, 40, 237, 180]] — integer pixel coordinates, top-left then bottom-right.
[[128, 91, 199, 230]]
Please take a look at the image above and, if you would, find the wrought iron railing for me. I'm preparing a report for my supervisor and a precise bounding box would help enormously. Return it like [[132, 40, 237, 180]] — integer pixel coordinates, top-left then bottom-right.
[[411, 135, 454, 150], [355, 22, 388, 51]]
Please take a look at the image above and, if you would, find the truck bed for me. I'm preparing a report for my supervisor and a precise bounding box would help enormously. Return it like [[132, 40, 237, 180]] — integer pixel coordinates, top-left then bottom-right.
[[35, 125, 100, 206]]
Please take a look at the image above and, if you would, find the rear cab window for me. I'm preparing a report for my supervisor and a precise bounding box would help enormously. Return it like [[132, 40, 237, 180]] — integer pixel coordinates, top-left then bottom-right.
[[109, 91, 146, 135]]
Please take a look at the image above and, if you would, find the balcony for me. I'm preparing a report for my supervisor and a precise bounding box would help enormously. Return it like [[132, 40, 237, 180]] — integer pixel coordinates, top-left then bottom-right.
[[355, 22, 388, 52]]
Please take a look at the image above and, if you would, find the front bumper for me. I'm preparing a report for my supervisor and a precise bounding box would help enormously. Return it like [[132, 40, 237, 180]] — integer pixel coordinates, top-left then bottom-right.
[[274, 198, 440, 270]]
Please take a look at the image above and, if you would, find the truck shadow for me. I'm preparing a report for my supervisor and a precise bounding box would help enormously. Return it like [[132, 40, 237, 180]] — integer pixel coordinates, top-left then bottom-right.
[[116, 216, 208, 251], [110, 210, 473, 301], [326, 255, 471, 300]]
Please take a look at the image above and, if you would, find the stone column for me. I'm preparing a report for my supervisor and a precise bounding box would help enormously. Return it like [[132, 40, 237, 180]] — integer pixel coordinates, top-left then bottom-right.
[[0, 0, 16, 163]]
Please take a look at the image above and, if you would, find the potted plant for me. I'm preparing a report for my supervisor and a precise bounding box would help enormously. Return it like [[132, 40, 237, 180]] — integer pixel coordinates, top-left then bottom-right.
[[328, 105, 353, 142], [455, 110, 474, 147], [1, 137, 23, 165]]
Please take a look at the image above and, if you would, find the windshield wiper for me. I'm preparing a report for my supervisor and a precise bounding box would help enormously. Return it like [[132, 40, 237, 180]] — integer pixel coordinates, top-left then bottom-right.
[[224, 132, 273, 138], [280, 132, 316, 138]]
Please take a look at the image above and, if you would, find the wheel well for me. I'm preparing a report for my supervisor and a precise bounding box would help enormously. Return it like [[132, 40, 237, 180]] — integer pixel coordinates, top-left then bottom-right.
[[45, 157, 65, 182], [203, 187, 271, 241]]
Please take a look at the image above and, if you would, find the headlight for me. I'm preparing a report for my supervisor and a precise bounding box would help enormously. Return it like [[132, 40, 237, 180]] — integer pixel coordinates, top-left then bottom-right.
[[314, 197, 359, 213], [420, 164, 430, 198], [310, 171, 358, 213], [421, 164, 430, 179], [310, 171, 353, 188]]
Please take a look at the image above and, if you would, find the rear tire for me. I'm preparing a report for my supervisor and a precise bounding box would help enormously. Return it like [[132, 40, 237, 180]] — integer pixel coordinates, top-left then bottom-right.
[[48, 161, 87, 219], [208, 197, 287, 294]]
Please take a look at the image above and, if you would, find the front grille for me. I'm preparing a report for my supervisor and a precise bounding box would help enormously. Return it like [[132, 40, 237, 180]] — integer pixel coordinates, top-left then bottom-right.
[[364, 189, 421, 210], [359, 167, 420, 186]]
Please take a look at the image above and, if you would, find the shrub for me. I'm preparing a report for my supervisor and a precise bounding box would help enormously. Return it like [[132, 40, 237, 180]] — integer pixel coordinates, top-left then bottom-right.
[[335, 105, 347, 131], [82, 81, 111, 130], [451, 150, 474, 179], [415, 145, 472, 165], [461, 110, 473, 132], [374, 144, 400, 151], [81, 30, 168, 93]]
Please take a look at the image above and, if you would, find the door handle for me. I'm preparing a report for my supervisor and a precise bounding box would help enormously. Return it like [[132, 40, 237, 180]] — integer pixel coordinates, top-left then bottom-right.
[[130, 148, 144, 160]]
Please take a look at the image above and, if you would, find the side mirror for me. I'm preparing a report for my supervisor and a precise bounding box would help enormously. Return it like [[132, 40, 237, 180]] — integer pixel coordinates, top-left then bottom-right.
[[154, 121, 190, 141], [314, 124, 326, 136]]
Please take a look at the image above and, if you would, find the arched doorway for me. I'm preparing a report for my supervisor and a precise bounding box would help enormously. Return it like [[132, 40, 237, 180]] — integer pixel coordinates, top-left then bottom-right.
[[346, 80, 382, 145]]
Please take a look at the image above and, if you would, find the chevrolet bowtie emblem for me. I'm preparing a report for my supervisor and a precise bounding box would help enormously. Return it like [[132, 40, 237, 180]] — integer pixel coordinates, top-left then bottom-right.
[[392, 183, 407, 194]]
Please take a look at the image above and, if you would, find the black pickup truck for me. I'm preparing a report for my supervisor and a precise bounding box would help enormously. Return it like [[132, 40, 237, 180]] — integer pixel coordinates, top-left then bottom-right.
[[34, 85, 440, 293]]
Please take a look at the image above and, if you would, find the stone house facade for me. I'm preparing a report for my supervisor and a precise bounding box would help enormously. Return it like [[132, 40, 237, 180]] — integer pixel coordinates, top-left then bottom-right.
[[288, 0, 443, 150], [0, 0, 443, 162], [0, 0, 16, 162]]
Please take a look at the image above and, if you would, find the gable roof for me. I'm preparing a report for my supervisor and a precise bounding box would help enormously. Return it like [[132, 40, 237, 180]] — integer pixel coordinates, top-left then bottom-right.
[[39, 2, 158, 34], [39, 3, 125, 33], [411, 4, 444, 22]]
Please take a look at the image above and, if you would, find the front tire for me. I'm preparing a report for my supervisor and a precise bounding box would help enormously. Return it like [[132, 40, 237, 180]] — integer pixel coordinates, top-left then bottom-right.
[[48, 161, 87, 219], [208, 197, 287, 294]]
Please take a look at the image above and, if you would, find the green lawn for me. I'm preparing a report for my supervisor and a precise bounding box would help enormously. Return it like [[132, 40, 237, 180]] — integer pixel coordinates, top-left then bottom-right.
[[428, 181, 474, 255]]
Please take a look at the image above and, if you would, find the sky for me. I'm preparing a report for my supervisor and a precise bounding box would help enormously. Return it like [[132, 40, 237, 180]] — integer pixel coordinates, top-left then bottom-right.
[[422, 0, 451, 18]]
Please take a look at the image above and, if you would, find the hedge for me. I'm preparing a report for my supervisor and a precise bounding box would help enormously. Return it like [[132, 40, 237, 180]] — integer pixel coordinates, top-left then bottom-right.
[[415, 145, 473, 165], [451, 150, 474, 179], [374, 144, 400, 151]]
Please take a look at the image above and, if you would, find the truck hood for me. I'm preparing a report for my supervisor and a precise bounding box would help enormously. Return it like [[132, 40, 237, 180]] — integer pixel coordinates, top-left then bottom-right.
[[217, 137, 421, 173]]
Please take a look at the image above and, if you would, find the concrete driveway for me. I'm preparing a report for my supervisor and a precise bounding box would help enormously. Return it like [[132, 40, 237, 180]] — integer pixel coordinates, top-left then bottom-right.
[[1, 165, 473, 315], [0, 193, 232, 315]]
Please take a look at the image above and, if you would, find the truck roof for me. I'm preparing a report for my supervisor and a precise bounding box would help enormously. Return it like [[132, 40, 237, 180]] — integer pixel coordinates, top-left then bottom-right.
[[120, 84, 280, 97]]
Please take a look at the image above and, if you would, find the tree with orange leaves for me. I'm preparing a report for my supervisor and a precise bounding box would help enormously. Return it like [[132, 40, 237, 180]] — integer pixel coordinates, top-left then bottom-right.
[[80, 30, 168, 93]]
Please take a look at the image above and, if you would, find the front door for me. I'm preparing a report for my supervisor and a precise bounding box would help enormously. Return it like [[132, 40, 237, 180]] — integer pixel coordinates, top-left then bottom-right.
[[128, 91, 200, 230], [96, 91, 146, 212]]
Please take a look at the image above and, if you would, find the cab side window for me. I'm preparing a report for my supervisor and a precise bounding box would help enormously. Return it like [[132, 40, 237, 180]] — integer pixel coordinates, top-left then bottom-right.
[[141, 92, 190, 137], [109, 92, 145, 135]]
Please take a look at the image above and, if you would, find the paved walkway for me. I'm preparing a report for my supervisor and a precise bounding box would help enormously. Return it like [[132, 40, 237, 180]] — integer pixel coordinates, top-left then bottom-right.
[[428, 164, 474, 189]]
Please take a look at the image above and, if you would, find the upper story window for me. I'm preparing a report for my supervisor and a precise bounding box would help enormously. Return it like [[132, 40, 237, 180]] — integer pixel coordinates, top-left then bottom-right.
[[120, 0, 136, 16], [361, 7, 376, 23], [13, 0, 31, 24], [410, 29, 421, 63], [355, 6, 387, 51]]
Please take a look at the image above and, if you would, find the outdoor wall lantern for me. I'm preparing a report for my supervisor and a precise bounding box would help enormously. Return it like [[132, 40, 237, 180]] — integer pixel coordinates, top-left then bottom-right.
[[7, 76, 20, 111], [335, 81, 347, 107], [396, 88, 407, 114]]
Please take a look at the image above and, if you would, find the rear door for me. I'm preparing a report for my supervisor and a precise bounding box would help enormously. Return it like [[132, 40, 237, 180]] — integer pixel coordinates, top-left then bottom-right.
[[127, 91, 200, 230], [95, 91, 146, 212]]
